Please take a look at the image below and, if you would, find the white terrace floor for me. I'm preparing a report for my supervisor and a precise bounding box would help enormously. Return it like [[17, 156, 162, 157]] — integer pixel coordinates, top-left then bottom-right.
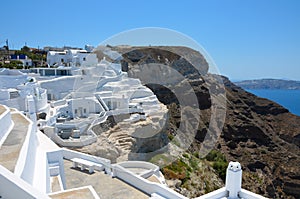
[[58, 159, 149, 199]]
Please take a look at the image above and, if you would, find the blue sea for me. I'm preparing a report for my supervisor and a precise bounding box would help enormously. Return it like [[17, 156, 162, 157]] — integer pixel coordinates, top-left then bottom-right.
[[246, 89, 300, 116]]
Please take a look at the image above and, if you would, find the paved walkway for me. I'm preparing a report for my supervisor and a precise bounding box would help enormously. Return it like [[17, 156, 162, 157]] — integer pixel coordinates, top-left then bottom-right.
[[63, 160, 149, 199], [0, 112, 29, 172], [50, 186, 97, 199], [0, 105, 5, 115]]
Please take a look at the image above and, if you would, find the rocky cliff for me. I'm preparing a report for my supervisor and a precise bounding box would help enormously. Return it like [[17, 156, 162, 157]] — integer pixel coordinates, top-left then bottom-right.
[[93, 46, 300, 198]]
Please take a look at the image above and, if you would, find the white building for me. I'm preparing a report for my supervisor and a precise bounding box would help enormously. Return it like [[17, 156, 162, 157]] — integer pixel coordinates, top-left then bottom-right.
[[10, 54, 32, 67], [46, 49, 97, 67], [0, 69, 49, 114]]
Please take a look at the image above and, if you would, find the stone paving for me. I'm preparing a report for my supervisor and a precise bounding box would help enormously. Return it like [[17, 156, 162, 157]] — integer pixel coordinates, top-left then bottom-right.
[[63, 160, 149, 199], [50, 186, 96, 199]]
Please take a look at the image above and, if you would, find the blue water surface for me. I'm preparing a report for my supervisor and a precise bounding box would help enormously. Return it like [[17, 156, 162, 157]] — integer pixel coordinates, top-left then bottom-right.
[[246, 89, 300, 116]]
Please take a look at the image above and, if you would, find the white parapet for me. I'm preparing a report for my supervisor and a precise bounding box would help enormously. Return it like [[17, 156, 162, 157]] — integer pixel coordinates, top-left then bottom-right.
[[0, 165, 50, 199]]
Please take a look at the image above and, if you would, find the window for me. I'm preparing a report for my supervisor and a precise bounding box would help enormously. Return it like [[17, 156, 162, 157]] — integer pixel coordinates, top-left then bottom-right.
[[61, 58, 64, 62], [83, 57, 86, 61], [74, 109, 77, 114], [83, 108, 86, 113]]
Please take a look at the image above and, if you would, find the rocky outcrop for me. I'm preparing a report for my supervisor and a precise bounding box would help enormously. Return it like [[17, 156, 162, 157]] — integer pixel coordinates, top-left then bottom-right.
[[77, 106, 169, 163], [92, 46, 300, 198]]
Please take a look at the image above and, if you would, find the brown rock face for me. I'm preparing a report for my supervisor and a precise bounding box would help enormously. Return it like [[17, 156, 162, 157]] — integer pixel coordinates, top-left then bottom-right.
[[220, 78, 300, 198], [99, 46, 300, 198]]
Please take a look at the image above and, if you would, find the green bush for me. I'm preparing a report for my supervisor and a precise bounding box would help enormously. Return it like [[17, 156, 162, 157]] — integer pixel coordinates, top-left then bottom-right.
[[205, 150, 226, 162], [205, 150, 228, 182], [2, 60, 23, 69], [212, 161, 227, 181]]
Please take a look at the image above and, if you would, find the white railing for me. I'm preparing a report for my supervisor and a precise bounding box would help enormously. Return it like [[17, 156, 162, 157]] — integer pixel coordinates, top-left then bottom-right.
[[62, 148, 111, 174]]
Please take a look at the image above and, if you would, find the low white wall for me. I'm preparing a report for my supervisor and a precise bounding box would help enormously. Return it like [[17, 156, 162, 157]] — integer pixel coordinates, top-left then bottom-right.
[[0, 165, 50, 199], [52, 133, 97, 147], [239, 189, 268, 199], [106, 107, 143, 116], [14, 112, 38, 185], [62, 148, 111, 174], [112, 165, 187, 199], [194, 187, 227, 199], [46, 149, 66, 193], [117, 161, 160, 179], [50, 99, 67, 108], [0, 105, 14, 146]]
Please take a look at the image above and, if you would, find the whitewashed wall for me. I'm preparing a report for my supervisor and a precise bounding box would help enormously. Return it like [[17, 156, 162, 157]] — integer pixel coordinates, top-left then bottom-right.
[[39, 76, 76, 100], [14, 112, 38, 185], [0, 165, 50, 199]]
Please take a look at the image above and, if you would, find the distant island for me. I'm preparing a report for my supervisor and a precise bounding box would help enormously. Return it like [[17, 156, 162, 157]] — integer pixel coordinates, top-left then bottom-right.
[[234, 79, 300, 90]]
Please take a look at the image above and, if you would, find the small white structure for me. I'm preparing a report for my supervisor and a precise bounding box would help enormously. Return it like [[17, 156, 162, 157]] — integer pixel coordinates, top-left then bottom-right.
[[226, 162, 242, 198], [46, 49, 97, 67]]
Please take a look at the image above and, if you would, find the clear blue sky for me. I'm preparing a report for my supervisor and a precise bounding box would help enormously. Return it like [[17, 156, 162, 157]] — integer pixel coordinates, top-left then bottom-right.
[[1, 0, 299, 80]]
